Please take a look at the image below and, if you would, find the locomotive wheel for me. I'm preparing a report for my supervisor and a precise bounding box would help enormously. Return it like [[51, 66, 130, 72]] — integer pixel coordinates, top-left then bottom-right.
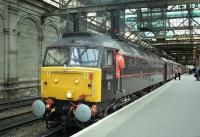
[[75, 118, 91, 129], [103, 109, 109, 117], [103, 105, 114, 117], [45, 120, 61, 130], [44, 113, 61, 130], [62, 119, 70, 134]]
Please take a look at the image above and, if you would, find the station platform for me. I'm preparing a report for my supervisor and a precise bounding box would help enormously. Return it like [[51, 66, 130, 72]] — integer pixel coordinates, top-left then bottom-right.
[[72, 75, 200, 137]]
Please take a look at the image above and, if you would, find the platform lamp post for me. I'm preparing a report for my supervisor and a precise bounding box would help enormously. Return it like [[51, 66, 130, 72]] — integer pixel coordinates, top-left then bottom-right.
[[72, 13, 80, 32]]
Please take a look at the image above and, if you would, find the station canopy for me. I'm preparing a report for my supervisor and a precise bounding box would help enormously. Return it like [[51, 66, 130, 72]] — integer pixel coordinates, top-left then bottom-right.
[[43, 0, 200, 65]]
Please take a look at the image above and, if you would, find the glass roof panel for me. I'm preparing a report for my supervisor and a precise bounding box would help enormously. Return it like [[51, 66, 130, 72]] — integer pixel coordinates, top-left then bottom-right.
[[43, 0, 59, 7]]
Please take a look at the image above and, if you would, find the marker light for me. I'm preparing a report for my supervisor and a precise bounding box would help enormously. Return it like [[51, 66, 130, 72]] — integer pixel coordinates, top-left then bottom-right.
[[54, 79, 59, 83], [91, 104, 97, 116], [79, 94, 86, 100], [74, 79, 79, 84], [89, 73, 93, 81], [66, 92, 73, 98], [45, 98, 54, 109]]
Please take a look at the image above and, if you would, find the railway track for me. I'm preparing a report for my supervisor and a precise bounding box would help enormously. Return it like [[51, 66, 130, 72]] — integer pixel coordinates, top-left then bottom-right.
[[0, 97, 43, 134], [0, 111, 32, 121], [0, 97, 40, 111], [0, 111, 42, 132], [40, 127, 63, 137], [39, 126, 81, 137]]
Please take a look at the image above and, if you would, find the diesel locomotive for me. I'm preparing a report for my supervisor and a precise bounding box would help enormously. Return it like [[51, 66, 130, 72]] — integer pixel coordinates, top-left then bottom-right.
[[32, 32, 182, 130]]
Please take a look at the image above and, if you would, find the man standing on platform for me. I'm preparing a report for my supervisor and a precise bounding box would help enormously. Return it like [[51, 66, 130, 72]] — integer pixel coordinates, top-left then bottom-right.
[[177, 66, 181, 80], [174, 66, 181, 80], [195, 67, 200, 81]]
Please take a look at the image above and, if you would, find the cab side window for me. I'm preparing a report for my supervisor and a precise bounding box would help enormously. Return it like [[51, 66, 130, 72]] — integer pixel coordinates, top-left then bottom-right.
[[107, 51, 113, 66], [104, 50, 113, 67]]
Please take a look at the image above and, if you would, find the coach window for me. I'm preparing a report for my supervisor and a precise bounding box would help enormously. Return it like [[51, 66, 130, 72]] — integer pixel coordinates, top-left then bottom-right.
[[129, 57, 135, 66]]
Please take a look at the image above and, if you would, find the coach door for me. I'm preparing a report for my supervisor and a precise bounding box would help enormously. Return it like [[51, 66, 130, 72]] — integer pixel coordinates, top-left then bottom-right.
[[101, 50, 115, 101]]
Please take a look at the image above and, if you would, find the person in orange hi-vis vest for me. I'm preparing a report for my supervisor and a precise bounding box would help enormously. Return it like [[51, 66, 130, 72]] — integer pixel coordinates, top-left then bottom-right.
[[115, 49, 125, 78]]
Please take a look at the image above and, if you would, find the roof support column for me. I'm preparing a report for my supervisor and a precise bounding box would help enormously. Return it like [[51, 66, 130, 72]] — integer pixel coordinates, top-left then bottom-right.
[[110, 9, 125, 39], [68, 13, 87, 32], [67, 13, 80, 32], [110, 9, 120, 39], [72, 13, 80, 32]]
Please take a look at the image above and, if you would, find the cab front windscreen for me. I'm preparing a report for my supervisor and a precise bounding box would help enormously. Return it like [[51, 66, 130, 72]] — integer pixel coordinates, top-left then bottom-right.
[[43, 46, 100, 67]]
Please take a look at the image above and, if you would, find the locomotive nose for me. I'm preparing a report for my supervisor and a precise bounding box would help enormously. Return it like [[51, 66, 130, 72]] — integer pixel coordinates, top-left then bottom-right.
[[32, 100, 45, 117], [75, 104, 91, 122]]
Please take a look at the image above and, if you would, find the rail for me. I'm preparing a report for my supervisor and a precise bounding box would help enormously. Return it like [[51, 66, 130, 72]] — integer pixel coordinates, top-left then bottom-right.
[[0, 114, 42, 132], [0, 85, 40, 92], [0, 97, 40, 111]]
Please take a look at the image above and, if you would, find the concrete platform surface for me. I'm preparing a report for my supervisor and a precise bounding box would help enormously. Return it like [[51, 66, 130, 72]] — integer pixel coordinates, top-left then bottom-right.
[[72, 75, 200, 137]]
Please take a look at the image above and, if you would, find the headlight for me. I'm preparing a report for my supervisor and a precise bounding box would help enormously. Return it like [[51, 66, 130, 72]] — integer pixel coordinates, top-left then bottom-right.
[[66, 92, 73, 98]]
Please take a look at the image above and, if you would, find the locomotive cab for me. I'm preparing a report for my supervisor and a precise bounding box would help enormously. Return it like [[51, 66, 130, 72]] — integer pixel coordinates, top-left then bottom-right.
[[41, 45, 103, 102], [41, 45, 119, 102]]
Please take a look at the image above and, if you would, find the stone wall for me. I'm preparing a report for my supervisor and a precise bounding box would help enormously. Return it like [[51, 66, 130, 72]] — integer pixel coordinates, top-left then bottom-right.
[[0, 0, 61, 99]]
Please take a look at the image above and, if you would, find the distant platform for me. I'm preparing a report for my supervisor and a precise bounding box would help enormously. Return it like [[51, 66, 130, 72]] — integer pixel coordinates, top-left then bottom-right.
[[72, 74, 200, 137]]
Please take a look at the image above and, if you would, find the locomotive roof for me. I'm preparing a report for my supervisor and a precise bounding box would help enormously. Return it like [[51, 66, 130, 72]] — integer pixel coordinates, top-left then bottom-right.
[[51, 32, 121, 49], [50, 32, 163, 63]]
